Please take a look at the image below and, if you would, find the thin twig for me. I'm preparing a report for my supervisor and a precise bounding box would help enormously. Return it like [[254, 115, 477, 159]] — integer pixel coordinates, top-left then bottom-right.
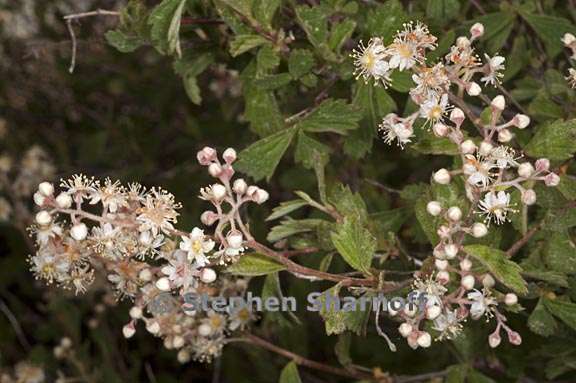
[[364, 179, 402, 194], [506, 222, 543, 257], [0, 298, 31, 350]]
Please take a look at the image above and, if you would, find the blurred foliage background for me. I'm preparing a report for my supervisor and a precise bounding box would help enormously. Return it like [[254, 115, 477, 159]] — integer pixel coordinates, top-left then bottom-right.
[[1, 0, 576, 382]]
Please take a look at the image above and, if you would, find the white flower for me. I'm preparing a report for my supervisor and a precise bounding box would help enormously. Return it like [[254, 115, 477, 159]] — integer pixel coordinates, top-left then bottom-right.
[[478, 191, 515, 225], [467, 289, 496, 320], [488, 146, 520, 169], [388, 22, 436, 71], [180, 227, 215, 266], [419, 94, 450, 125], [464, 154, 495, 188], [228, 306, 253, 331], [203, 310, 227, 335], [432, 309, 463, 340], [378, 113, 414, 148], [481, 54, 505, 86], [89, 178, 127, 213], [161, 250, 199, 292], [351, 38, 391, 85]]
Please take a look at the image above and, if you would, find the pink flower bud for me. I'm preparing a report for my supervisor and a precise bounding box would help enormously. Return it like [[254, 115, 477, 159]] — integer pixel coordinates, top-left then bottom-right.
[[498, 128, 513, 143], [436, 271, 450, 284], [491, 95, 506, 111], [200, 211, 219, 226], [470, 22, 484, 38], [535, 158, 550, 172], [33, 192, 46, 207], [512, 114, 530, 129], [466, 82, 482, 96], [545, 173, 560, 187], [197, 147, 217, 165], [200, 268, 217, 283], [508, 330, 522, 346], [432, 122, 449, 137], [123, 323, 136, 338], [450, 108, 465, 125], [223, 148, 237, 164], [521, 189, 537, 205], [227, 231, 244, 248], [251, 188, 269, 204], [208, 163, 222, 177], [219, 164, 235, 181], [488, 332, 501, 348]]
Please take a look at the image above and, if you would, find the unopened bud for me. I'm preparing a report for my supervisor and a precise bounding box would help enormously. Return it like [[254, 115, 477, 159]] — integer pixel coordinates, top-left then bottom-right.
[[55, 193, 72, 209], [426, 305, 441, 320], [35, 211, 52, 225], [223, 148, 237, 164], [129, 306, 143, 319], [198, 323, 212, 336], [177, 349, 191, 363], [498, 128, 513, 143], [426, 201, 442, 216], [482, 274, 495, 288], [471, 222, 488, 238], [466, 82, 482, 96], [562, 32, 576, 46], [545, 173, 560, 187], [212, 184, 227, 200], [449, 108, 465, 125], [139, 268, 152, 282], [155, 277, 171, 291], [447, 206, 462, 221], [416, 332, 432, 348], [123, 323, 136, 338], [522, 189, 537, 205], [208, 163, 222, 177], [38, 182, 54, 196], [461, 275, 476, 290], [70, 223, 88, 241], [146, 321, 160, 334], [399, 323, 413, 337], [535, 158, 550, 172], [470, 22, 484, 38], [504, 293, 518, 306], [479, 141, 493, 156], [435, 259, 448, 271], [518, 163, 534, 178], [489, 332, 501, 348], [513, 114, 530, 129], [433, 168, 451, 184], [491, 95, 506, 111], [200, 268, 217, 284], [33, 192, 46, 207], [436, 270, 450, 284], [227, 231, 243, 248], [233, 178, 247, 195], [432, 122, 449, 137], [444, 244, 459, 259], [196, 147, 217, 165], [508, 331, 522, 345], [460, 258, 472, 271], [460, 139, 476, 154]]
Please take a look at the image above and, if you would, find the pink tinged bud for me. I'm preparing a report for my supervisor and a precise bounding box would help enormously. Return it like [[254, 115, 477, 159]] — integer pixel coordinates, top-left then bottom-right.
[[223, 148, 237, 163], [123, 323, 136, 338], [491, 95, 506, 111], [498, 128, 513, 143], [508, 330, 522, 346], [35, 211, 52, 225], [70, 223, 88, 241], [535, 158, 550, 172], [398, 323, 413, 337], [444, 244, 459, 259], [562, 33, 576, 46], [450, 108, 465, 125], [433, 168, 451, 184], [545, 173, 560, 187], [518, 162, 534, 178], [197, 146, 217, 165], [447, 206, 462, 221], [432, 122, 449, 137], [55, 193, 72, 209], [426, 305, 441, 320], [407, 332, 419, 349], [212, 184, 227, 200], [416, 332, 432, 348], [146, 321, 160, 334], [33, 192, 46, 207], [208, 163, 222, 177], [479, 141, 493, 156], [504, 293, 518, 306], [156, 277, 171, 291], [129, 306, 143, 319], [219, 164, 235, 181], [461, 274, 475, 290], [489, 332, 501, 348], [253, 188, 269, 204], [433, 245, 446, 259], [471, 222, 488, 238], [470, 22, 484, 38], [437, 225, 451, 240], [198, 323, 212, 336], [200, 210, 219, 226], [513, 114, 530, 129], [460, 139, 477, 154], [227, 231, 244, 248], [482, 274, 495, 288], [426, 201, 442, 216], [436, 271, 450, 284], [460, 258, 472, 272], [233, 178, 247, 194], [246, 185, 258, 197], [200, 268, 217, 284], [466, 82, 482, 96], [435, 259, 448, 271], [521, 189, 537, 206], [38, 181, 54, 196], [139, 268, 152, 282]]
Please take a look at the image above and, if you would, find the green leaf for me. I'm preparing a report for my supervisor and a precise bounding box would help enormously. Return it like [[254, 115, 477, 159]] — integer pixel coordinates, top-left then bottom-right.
[[173, 53, 214, 105], [279, 362, 302, 383], [105, 0, 149, 53], [365, 0, 407, 44], [464, 245, 528, 295], [267, 218, 326, 242], [389, 70, 414, 93], [520, 12, 576, 58], [148, 0, 187, 57], [331, 218, 375, 273], [426, 0, 460, 24], [267, 199, 309, 221], [318, 285, 368, 335], [226, 253, 286, 276], [543, 298, 576, 331], [230, 34, 269, 56], [254, 73, 293, 90], [294, 130, 331, 169], [524, 119, 576, 161], [288, 49, 315, 79], [544, 231, 576, 274], [295, 5, 328, 47], [257, 44, 280, 71], [252, 0, 281, 30], [105, 30, 146, 53], [296, 99, 362, 135], [327, 184, 368, 222], [328, 19, 356, 53], [236, 127, 297, 181], [557, 175, 576, 200], [528, 298, 557, 336], [335, 333, 353, 367], [244, 86, 285, 136]]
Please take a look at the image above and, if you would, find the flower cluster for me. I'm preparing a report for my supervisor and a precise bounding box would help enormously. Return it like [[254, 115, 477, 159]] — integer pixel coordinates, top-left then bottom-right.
[[354, 21, 562, 350], [29, 147, 265, 361], [563, 32, 576, 88], [0, 361, 45, 383]]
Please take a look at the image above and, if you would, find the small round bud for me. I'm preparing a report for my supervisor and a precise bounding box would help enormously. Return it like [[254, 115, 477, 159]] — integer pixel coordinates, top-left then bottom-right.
[[416, 332, 432, 348], [447, 206, 462, 222], [253, 188, 269, 204], [197, 147, 217, 165], [513, 114, 530, 129], [227, 231, 243, 249], [223, 148, 237, 164], [444, 244, 459, 259], [426, 305, 441, 320], [461, 275, 475, 290], [200, 211, 218, 226], [70, 223, 88, 241], [123, 323, 136, 338], [38, 182, 54, 196], [478, 141, 493, 156], [449, 108, 465, 125], [55, 193, 72, 209], [177, 349, 191, 364], [466, 82, 482, 96], [198, 323, 212, 336], [233, 178, 247, 195], [155, 277, 171, 291], [211, 184, 227, 200], [535, 158, 550, 172], [460, 140, 477, 154], [456, 36, 470, 47], [482, 274, 495, 288], [35, 211, 52, 225], [521, 189, 537, 206], [129, 306, 143, 319], [437, 225, 451, 239], [426, 201, 442, 216], [489, 332, 501, 348], [518, 163, 534, 178], [498, 128, 513, 143], [398, 323, 413, 337], [200, 268, 217, 284], [504, 293, 518, 306], [139, 268, 152, 282], [432, 122, 449, 137], [562, 32, 576, 46], [470, 22, 484, 38], [433, 168, 451, 184], [146, 321, 160, 334], [508, 331, 522, 346], [436, 271, 450, 284], [460, 258, 472, 272], [433, 245, 446, 259], [139, 231, 152, 246], [545, 173, 560, 187], [208, 163, 222, 177], [491, 95, 506, 111], [435, 259, 448, 271], [172, 335, 185, 349], [471, 222, 488, 238], [33, 192, 46, 207], [60, 337, 72, 349]]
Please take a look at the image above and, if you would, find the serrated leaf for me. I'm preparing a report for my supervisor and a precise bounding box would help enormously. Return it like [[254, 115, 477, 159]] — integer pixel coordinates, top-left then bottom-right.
[[267, 199, 309, 221], [236, 127, 297, 181], [173, 53, 214, 105], [230, 34, 269, 56], [288, 49, 315, 79], [426, 0, 460, 24], [226, 253, 286, 276], [544, 231, 576, 274], [464, 245, 528, 294], [296, 99, 362, 134], [331, 218, 375, 273], [543, 298, 576, 331], [528, 298, 557, 336], [267, 218, 326, 242], [520, 12, 576, 58], [295, 5, 328, 47], [365, 0, 407, 44], [257, 44, 280, 71], [252, 0, 281, 30], [105, 30, 146, 53], [294, 130, 331, 169], [253, 73, 293, 90], [327, 184, 367, 222], [279, 361, 302, 383], [318, 285, 368, 335], [524, 119, 576, 161], [148, 0, 186, 57], [328, 19, 356, 53]]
